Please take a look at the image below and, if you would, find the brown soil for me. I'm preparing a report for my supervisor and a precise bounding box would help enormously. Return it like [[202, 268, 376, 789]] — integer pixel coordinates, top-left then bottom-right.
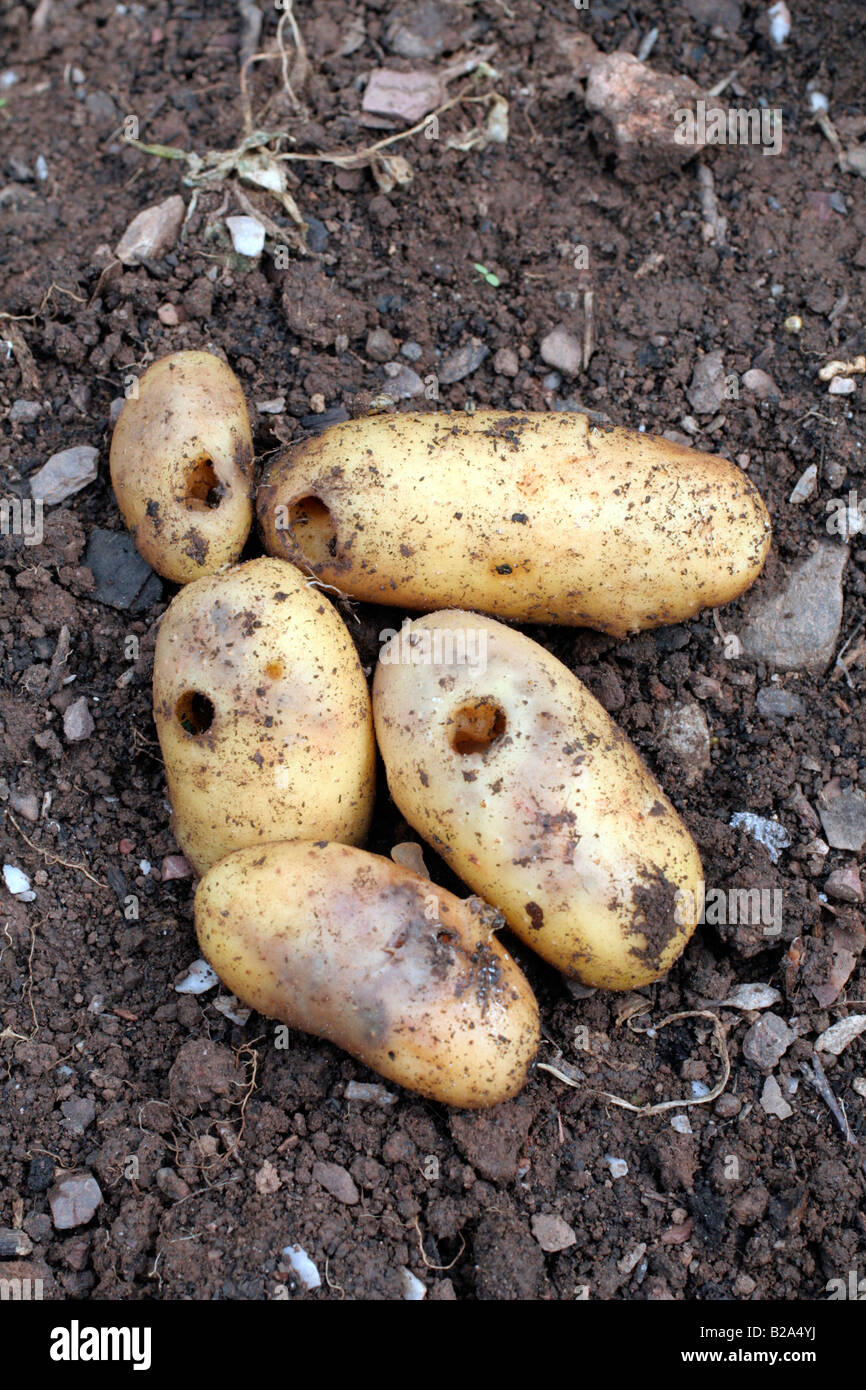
[[1, 0, 864, 1302]]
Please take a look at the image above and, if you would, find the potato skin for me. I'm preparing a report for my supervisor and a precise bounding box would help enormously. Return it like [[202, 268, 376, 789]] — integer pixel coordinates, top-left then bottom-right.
[[373, 611, 702, 989], [195, 841, 540, 1108], [111, 350, 254, 583], [153, 557, 375, 875], [257, 410, 770, 636]]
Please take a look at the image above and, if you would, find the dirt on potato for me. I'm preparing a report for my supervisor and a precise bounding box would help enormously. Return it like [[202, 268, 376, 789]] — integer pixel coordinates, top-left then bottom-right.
[[1, 0, 864, 1302]]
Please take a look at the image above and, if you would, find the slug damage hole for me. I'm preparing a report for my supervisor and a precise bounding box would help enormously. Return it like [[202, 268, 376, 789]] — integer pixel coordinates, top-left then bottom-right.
[[176, 691, 215, 735], [186, 455, 226, 511], [288, 495, 337, 566], [450, 699, 507, 755]]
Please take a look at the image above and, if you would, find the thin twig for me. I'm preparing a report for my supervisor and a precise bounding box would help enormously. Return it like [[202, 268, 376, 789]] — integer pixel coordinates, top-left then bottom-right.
[[5, 811, 107, 890]]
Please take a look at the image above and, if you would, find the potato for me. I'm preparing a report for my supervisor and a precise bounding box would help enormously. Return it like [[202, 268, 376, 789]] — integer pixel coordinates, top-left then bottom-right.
[[195, 840, 540, 1108], [257, 409, 770, 636], [153, 557, 375, 875], [373, 611, 702, 989], [111, 350, 254, 583]]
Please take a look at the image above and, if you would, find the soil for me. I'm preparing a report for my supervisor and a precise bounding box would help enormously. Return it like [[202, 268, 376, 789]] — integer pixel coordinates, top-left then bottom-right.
[[1, 0, 865, 1303]]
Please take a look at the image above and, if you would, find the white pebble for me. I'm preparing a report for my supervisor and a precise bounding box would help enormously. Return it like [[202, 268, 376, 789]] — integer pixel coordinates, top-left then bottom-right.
[[767, 1, 791, 46], [399, 1267, 427, 1301], [815, 1015, 866, 1056], [808, 92, 829, 114], [730, 812, 791, 864], [691, 1080, 711, 1098], [212, 993, 251, 1025], [719, 982, 782, 1011], [226, 215, 265, 258], [605, 1155, 628, 1179], [789, 464, 817, 504], [3, 864, 36, 901], [670, 1114, 692, 1134], [139, 860, 151, 875], [174, 958, 218, 995], [345, 1080, 397, 1106], [282, 1244, 321, 1290], [35, 155, 48, 182], [828, 377, 856, 395]]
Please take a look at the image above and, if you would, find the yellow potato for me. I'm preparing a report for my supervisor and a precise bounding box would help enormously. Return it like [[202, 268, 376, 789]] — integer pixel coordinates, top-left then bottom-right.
[[195, 841, 540, 1108], [153, 557, 375, 875], [111, 350, 254, 583], [257, 409, 770, 636], [373, 611, 702, 989]]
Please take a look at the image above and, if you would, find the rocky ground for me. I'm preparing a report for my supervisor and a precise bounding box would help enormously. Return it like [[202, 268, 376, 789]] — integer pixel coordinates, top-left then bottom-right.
[[1, 0, 865, 1301]]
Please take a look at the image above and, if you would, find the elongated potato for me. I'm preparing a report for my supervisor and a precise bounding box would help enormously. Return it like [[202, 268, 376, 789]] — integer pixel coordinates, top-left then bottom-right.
[[111, 350, 253, 583], [154, 557, 375, 875], [257, 410, 770, 636], [196, 841, 540, 1108], [373, 611, 702, 989]]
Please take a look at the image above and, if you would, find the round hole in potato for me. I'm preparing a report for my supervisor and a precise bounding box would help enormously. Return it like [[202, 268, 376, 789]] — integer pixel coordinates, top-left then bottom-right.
[[449, 698, 507, 754], [288, 495, 337, 565], [185, 453, 226, 511], [176, 691, 215, 736]]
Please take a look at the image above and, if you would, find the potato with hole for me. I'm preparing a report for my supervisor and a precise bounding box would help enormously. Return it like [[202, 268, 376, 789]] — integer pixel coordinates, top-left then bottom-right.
[[111, 350, 254, 583], [257, 409, 770, 636], [373, 611, 702, 989], [153, 557, 375, 875], [195, 840, 540, 1108]]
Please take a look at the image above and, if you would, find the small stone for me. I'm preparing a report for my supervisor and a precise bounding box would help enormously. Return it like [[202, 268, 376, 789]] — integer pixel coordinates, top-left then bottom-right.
[[63, 697, 94, 743], [617, 1242, 647, 1275], [720, 983, 782, 1011], [493, 347, 519, 377], [742, 368, 778, 400], [530, 1213, 576, 1253], [584, 51, 706, 182], [401, 340, 423, 361], [438, 339, 488, 384], [670, 1114, 692, 1135], [605, 1155, 628, 1179], [168, 1040, 237, 1114], [85, 528, 162, 612], [60, 1097, 97, 1135], [85, 90, 118, 125], [48, 1172, 103, 1229], [308, 393, 326, 414], [656, 700, 710, 786], [304, 216, 329, 253], [226, 215, 265, 258], [828, 376, 856, 395], [687, 351, 726, 415], [161, 854, 193, 881], [256, 397, 285, 415], [3, 863, 35, 900], [543, 371, 562, 391], [815, 1015, 866, 1056], [114, 195, 185, 266], [312, 1160, 359, 1205], [9, 789, 40, 822], [174, 958, 218, 995], [399, 1267, 426, 1300], [157, 302, 181, 326], [760, 1075, 793, 1119], [817, 785, 866, 852], [254, 1160, 281, 1195], [362, 68, 443, 124], [366, 328, 398, 362], [540, 326, 581, 376], [738, 543, 848, 675], [714, 1093, 742, 1118], [282, 1245, 321, 1290], [733, 1272, 757, 1296], [8, 400, 42, 425], [382, 364, 425, 399], [742, 1013, 795, 1072], [29, 445, 99, 506], [0, 1227, 33, 1258], [756, 687, 805, 720], [824, 866, 863, 903], [344, 1080, 397, 1106], [789, 465, 817, 504]]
